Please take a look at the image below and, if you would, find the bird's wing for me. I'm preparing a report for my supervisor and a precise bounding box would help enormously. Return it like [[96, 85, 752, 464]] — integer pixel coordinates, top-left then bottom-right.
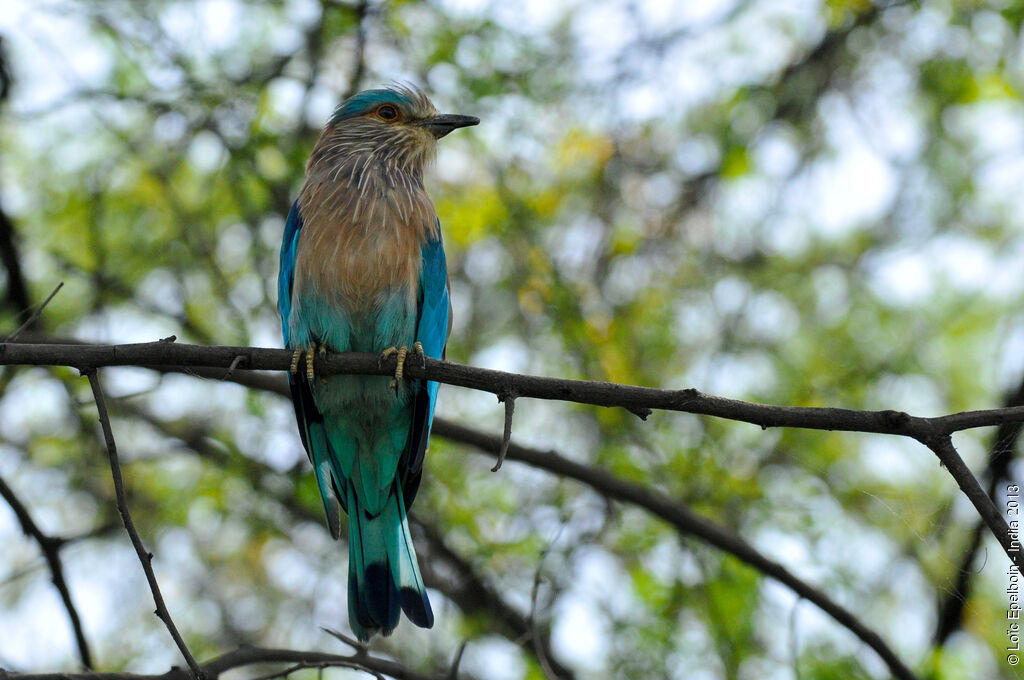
[[278, 200, 303, 346], [279, 200, 344, 538], [402, 221, 451, 508]]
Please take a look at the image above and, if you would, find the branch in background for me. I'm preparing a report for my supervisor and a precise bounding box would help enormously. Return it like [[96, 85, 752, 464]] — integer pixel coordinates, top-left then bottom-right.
[[84, 370, 203, 680], [342, 0, 370, 101], [0, 38, 34, 328], [0, 475, 92, 669], [935, 375, 1024, 644], [0, 340, 1018, 570], [2, 644, 447, 680], [0, 36, 10, 103], [0, 203, 30, 327], [431, 420, 921, 680]]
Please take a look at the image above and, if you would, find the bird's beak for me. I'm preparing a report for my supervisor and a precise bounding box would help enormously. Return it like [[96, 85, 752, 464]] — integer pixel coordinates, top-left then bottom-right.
[[421, 114, 480, 139]]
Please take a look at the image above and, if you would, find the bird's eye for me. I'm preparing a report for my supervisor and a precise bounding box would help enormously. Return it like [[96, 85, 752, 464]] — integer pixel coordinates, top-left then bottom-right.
[[376, 105, 399, 121]]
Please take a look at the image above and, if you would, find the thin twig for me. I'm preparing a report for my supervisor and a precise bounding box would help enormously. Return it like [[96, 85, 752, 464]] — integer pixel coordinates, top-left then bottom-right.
[[247, 662, 306, 680], [8, 281, 62, 341], [447, 641, 468, 680], [491, 392, 516, 472], [321, 627, 365, 656], [247, 661, 383, 680], [527, 548, 559, 680], [84, 369, 204, 680], [0, 474, 92, 668], [789, 597, 802, 680]]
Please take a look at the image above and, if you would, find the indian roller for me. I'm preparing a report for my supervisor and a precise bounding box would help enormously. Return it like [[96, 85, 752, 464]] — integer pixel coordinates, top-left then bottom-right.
[[277, 84, 478, 640]]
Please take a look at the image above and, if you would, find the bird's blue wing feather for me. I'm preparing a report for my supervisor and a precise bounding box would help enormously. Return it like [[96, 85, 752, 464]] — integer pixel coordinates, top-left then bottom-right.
[[416, 222, 450, 364], [279, 200, 344, 537], [278, 200, 303, 346], [403, 222, 450, 507]]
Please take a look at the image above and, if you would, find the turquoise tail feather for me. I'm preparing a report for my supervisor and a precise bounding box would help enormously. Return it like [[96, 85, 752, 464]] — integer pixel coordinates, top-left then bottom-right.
[[393, 483, 433, 627], [344, 478, 433, 640], [308, 427, 342, 539]]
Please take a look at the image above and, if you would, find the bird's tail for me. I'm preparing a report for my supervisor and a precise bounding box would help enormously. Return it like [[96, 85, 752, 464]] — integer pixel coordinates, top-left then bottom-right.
[[345, 479, 434, 641]]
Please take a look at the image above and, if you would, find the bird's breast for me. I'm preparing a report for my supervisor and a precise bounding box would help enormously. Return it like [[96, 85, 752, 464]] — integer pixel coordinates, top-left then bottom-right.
[[293, 172, 437, 317]]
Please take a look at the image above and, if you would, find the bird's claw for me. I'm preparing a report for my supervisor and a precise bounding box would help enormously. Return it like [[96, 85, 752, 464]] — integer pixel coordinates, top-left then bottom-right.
[[290, 344, 327, 383], [317, 345, 328, 384], [379, 346, 398, 368], [380, 345, 418, 393]]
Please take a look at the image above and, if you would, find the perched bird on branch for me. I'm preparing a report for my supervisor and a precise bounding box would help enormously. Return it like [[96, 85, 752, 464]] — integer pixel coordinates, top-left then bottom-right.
[[277, 85, 478, 640]]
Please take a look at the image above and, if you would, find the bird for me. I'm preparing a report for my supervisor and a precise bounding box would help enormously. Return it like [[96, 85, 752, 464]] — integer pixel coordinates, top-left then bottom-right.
[[277, 84, 478, 640]]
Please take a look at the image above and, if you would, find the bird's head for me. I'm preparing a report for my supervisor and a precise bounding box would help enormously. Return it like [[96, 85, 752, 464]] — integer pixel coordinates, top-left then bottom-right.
[[314, 84, 479, 176]]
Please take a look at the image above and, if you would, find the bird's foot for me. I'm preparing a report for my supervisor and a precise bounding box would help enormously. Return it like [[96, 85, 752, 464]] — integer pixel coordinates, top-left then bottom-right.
[[290, 344, 328, 383], [380, 343, 423, 392], [379, 346, 407, 391]]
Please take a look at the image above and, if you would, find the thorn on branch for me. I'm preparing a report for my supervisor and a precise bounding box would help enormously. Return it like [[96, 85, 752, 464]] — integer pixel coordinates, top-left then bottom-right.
[[221, 355, 245, 381], [625, 405, 651, 420], [159, 335, 178, 343], [491, 391, 516, 472]]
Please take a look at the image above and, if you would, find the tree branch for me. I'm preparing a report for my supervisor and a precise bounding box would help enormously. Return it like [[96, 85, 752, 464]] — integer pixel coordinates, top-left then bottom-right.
[[0, 644, 446, 680], [935, 374, 1024, 643], [0, 340, 1018, 570], [0, 38, 34, 328], [84, 370, 203, 679], [0, 475, 92, 668], [0, 341, 1018, 435], [920, 434, 1020, 568], [431, 420, 921, 680]]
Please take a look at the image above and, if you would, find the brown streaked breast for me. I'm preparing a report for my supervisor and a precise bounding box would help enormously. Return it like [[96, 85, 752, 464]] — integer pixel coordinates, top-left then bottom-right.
[[293, 168, 438, 316]]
